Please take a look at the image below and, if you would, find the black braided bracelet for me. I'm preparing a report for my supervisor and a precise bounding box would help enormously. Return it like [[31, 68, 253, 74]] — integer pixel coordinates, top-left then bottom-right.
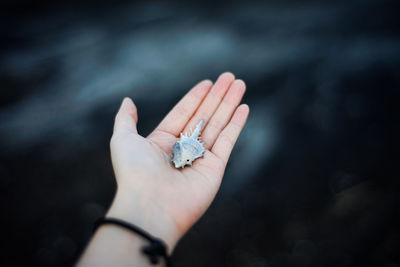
[[93, 217, 172, 266]]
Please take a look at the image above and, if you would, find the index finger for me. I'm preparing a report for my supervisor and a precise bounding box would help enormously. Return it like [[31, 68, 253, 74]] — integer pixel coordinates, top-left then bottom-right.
[[149, 79, 213, 137]]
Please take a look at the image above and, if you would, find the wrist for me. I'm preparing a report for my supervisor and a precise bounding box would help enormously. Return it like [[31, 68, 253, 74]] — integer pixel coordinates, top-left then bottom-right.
[[106, 188, 181, 253]]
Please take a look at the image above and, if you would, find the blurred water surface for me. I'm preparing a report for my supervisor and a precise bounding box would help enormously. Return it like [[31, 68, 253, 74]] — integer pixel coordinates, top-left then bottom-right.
[[1, 0, 399, 266]]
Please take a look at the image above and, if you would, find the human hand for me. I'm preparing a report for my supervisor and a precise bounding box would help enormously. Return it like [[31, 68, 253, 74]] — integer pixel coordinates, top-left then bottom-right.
[[107, 72, 249, 252]]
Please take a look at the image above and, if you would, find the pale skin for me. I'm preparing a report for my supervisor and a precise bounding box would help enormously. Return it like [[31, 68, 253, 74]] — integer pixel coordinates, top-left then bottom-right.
[[77, 72, 249, 266]]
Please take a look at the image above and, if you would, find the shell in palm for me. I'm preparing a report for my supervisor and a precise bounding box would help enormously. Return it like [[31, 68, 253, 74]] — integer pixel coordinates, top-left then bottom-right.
[[172, 120, 205, 168]]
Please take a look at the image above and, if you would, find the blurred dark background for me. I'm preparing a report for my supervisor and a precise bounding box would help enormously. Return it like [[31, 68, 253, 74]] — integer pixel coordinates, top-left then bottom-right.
[[1, 0, 400, 266]]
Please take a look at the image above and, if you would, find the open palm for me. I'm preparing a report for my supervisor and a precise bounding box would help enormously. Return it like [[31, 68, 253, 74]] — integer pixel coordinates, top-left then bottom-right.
[[108, 72, 249, 251]]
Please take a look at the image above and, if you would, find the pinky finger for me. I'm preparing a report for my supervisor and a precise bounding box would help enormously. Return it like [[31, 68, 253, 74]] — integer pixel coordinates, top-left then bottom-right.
[[211, 104, 249, 164]]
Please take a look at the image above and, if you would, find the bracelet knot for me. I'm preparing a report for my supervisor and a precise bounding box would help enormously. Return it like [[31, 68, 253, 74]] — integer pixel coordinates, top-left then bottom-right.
[[142, 239, 167, 264], [93, 217, 172, 266]]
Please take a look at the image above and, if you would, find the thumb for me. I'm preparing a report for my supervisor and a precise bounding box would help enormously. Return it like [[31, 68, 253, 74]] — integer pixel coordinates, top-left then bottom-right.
[[113, 97, 138, 134]]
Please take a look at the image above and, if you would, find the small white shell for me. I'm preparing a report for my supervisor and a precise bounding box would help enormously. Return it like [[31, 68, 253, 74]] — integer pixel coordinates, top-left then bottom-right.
[[171, 120, 205, 168]]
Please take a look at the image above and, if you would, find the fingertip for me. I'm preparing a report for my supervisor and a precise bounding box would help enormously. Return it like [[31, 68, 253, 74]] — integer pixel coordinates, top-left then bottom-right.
[[209, 72, 235, 97], [201, 79, 213, 86], [234, 79, 246, 91], [119, 97, 138, 122], [124, 96, 135, 108], [221, 71, 235, 78], [123, 96, 131, 102], [230, 79, 247, 96], [120, 97, 133, 109], [195, 79, 213, 87], [233, 104, 250, 124], [219, 71, 235, 82], [192, 79, 213, 97], [239, 103, 250, 113]]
